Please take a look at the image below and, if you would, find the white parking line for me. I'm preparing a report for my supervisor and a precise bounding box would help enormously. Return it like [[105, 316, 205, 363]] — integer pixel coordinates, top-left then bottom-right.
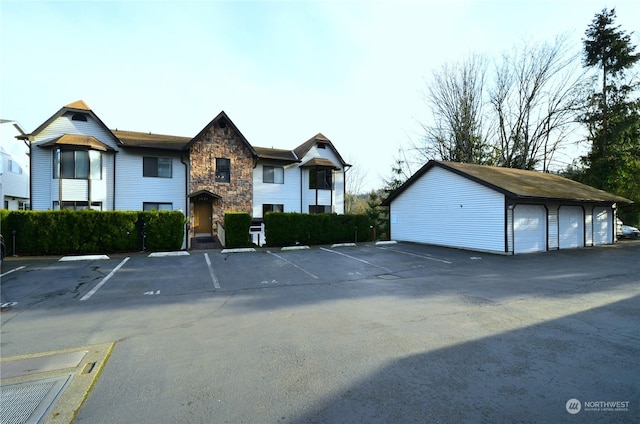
[[267, 251, 319, 279], [320, 247, 394, 273], [204, 253, 221, 289], [1, 266, 26, 278], [377, 246, 452, 264], [80, 257, 130, 301]]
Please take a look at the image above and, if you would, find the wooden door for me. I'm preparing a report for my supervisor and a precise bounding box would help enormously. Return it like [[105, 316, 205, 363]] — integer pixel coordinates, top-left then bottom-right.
[[194, 202, 212, 235]]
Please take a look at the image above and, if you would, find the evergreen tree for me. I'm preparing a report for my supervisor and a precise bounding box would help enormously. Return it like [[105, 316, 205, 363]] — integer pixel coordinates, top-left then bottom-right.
[[583, 8, 639, 158], [580, 8, 640, 223]]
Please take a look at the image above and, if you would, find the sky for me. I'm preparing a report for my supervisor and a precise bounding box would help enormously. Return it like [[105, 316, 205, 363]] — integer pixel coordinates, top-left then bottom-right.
[[1, 0, 639, 192]]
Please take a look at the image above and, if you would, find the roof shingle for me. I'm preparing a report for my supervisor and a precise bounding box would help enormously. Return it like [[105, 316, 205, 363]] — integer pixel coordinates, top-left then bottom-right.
[[112, 130, 191, 151], [383, 160, 632, 206]]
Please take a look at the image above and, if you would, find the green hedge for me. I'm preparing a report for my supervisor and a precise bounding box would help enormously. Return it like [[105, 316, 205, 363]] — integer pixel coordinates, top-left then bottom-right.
[[224, 212, 252, 248], [0, 210, 185, 256], [263, 213, 370, 247]]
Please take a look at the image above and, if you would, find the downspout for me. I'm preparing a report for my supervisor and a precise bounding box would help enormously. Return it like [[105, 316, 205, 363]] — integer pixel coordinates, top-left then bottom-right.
[[343, 165, 349, 214], [88, 150, 92, 208], [58, 149, 62, 209], [112, 152, 117, 210], [315, 167, 318, 210], [612, 203, 617, 243], [181, 150, 189, 249], [28, 138, 33, 209], [330, 169, 333, 212]]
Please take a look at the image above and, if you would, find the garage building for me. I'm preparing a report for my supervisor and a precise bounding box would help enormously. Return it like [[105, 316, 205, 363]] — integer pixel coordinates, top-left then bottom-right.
[[381, 161, 632, 254]]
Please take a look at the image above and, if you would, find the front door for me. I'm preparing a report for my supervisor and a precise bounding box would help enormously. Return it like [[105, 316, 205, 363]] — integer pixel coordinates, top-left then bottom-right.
[[194, 202, 213, 235]]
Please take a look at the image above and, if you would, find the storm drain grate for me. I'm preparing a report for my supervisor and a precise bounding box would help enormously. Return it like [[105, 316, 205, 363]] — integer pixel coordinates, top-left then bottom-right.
[[377, 274, 400, 280], [0, 375, 72, 424], [1, 351, 87, 379]]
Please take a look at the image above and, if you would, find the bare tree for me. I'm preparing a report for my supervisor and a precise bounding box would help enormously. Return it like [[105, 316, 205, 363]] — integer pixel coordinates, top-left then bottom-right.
[[345, 159, 368, 214], [416, 54, 490, 164], [489, 36, 587, 170]]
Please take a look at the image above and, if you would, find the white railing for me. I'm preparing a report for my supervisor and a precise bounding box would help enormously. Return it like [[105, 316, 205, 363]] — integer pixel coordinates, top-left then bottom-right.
[[216, 222, 226, 248]]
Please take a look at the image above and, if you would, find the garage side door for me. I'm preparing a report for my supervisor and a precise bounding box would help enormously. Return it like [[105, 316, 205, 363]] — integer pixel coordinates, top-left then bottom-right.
[[514, 205, 547, 254], [593, 206, 612, 245], [559, 206, 584, 249]]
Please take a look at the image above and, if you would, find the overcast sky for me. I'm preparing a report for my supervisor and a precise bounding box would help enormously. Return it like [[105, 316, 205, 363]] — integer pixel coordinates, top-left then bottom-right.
[[1, 0, 639, 192]]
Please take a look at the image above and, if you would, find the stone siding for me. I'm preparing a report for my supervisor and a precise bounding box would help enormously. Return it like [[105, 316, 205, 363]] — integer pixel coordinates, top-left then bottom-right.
[[189, 123, 254, 228]]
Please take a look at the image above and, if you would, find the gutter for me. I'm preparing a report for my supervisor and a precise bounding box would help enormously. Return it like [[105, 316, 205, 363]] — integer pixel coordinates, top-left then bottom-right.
[[181, 150, 190, 249]]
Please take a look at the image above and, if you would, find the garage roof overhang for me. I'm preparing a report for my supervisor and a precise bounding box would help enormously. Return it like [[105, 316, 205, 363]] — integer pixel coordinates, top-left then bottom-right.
[[382, 160, 633, 207]]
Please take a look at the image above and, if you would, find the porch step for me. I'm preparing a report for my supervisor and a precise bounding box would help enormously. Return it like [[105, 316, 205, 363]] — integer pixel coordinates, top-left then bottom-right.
[[191, 236, 223, 250]]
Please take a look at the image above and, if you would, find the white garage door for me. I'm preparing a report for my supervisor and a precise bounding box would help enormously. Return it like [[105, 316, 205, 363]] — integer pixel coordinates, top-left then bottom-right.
[[514, 205, 547, 254], [559, 206, 584, 249], [593, 207, 612, 245]]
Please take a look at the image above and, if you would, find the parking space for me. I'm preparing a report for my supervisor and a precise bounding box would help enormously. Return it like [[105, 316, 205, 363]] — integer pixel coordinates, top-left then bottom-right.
[[0, 243, 461, 309], [0, 256, 128, 308], [2, 241, 639, 423]]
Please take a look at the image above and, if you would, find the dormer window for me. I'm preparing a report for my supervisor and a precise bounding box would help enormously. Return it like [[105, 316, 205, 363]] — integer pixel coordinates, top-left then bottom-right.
[[71, 113, 88, 122]]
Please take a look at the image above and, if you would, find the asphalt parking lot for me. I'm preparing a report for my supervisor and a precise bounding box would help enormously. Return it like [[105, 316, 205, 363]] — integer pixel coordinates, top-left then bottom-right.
[[1, 241, 639, 423]]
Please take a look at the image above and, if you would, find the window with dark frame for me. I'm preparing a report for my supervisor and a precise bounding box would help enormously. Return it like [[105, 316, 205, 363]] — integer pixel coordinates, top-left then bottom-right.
[[143, 157, 172, 178], [71, 113, 88, 122], [309, 168, 332, 190], [53, 148, 102, 180], [309, 205, 332, 214], [216, 158, 231, 183], [263, 204, 284, 216], [263, 166, 284, 184], [143, 202, 173, 211], [54, 201, 102, 211]]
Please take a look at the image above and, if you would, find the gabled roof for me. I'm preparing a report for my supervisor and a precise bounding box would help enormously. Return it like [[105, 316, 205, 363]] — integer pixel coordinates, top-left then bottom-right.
[[188, 189, 221, 200], [113, 130, 191, 151], [65, 100, 91, 110], [184, 111, 258, 156], [38, 134, 115, 151], [382, 160, 632, 206], [18, 100, 120, 146], [300, 157, 340, 170], [253, 146, 300, 164], [293, 133, 350, 168]]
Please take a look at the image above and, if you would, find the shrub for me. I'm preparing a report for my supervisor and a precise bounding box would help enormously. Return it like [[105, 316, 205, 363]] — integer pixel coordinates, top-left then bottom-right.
[[263, 213, 370, 247], [0, 210, 184, 255], [224, 212, 252, 248]]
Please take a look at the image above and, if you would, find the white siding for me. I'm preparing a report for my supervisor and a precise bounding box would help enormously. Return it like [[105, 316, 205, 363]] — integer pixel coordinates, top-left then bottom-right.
[[37, 114, 120, 150], [61, 179, 88, 200], [30, 113, 119, 210], [115, 150, 186, 212], [252, 163, 301, 217], [1, 153, 29, 202], [559, 206, 584, 249], [513, 205, 547, 254], [31, 145, 54, 209], [593, 206, 612, 245], [585, 208, 594, 246], [299, 146, 346, 214], [547, 205, 559, 250], [390, 166, 506, 253]]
